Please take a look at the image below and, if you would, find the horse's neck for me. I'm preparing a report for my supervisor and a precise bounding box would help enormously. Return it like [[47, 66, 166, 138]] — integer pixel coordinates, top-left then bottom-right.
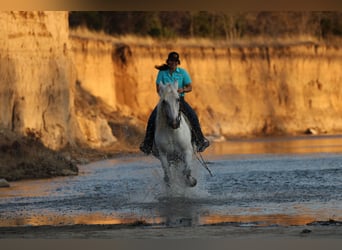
[[156, 103, 188, 131]]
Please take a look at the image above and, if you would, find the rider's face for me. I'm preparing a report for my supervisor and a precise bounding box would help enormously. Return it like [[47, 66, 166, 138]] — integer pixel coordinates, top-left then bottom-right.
[[167, 60, 178, 71]]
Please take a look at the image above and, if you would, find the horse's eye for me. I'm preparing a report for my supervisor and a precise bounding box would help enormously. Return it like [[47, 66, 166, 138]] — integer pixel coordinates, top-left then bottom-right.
[[176, 98, 180, 102]]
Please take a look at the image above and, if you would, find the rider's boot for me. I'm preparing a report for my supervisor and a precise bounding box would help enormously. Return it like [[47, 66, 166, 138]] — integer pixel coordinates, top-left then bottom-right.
[[192, 128, 210, 152], [140, 109, 157, 155], [140, 129, 154, 155], [139, 137, 153, 155], [197, 137, 210, 152]]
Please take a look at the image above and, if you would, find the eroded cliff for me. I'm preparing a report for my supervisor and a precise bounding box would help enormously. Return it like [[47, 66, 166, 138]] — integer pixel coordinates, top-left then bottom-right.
[[1, 11, 342, 155], [0, 11, 77, 150], [71, 36, 342, 140]]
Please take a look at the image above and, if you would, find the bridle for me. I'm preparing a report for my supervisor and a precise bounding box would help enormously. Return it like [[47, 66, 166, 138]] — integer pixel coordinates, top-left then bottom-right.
[[162, 97, 182, 129]]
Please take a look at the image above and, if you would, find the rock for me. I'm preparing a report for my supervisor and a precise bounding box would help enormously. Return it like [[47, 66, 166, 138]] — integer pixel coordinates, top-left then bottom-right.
[[61, 169, 78, 176], [305, 128, 318, 135], [0, 178, 10, 188], [301, 228, 312, 234]]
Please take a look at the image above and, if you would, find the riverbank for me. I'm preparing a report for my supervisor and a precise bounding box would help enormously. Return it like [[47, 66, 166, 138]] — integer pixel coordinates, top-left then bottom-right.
[[0, 220, 341, 239], [0, 128, 77, 182], [0, 126, 138, 183]]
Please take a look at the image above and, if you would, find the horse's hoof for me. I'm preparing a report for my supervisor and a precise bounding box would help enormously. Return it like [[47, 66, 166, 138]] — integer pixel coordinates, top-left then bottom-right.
[[185, 175, 197, 187]]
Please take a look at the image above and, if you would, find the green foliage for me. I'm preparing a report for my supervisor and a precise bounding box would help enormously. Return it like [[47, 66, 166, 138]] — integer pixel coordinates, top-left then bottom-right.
[[69, 11, 103, 31], [68, 11, 342, 40], [319, 12, 342, 38]]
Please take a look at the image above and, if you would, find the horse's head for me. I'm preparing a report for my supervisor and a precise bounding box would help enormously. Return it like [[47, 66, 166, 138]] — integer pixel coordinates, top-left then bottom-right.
[[158, 81, 181, 129]]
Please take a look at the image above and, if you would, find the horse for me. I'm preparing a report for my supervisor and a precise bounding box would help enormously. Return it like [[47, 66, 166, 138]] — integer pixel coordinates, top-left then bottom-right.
[[153, 81, 197, 187]]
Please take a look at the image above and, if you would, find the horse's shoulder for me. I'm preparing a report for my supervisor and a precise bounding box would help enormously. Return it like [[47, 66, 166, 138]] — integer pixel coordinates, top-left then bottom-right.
[[181, 112, 191, 127]]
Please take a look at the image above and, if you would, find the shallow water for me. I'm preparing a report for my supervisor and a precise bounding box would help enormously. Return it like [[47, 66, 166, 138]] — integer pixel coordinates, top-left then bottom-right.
[[1, 135, 342, 227]]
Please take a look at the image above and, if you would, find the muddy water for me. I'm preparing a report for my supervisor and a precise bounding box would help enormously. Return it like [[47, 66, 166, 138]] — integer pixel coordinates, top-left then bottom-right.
[[1, 135, 342, 227]]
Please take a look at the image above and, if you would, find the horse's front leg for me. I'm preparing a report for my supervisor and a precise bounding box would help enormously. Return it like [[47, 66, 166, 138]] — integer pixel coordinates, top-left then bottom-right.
[[159, 153, 171, 185], [183, 149, 197, 187]]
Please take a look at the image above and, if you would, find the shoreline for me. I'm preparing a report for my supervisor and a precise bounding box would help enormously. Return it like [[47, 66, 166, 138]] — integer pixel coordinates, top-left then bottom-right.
[[0, 220, 341, 239], [0, 125, 140, 183]]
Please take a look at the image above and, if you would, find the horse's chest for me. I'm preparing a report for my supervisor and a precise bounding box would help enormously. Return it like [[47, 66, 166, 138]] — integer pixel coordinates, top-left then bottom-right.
[[156, 130, 179, 144], [155, 130, 186, 150]]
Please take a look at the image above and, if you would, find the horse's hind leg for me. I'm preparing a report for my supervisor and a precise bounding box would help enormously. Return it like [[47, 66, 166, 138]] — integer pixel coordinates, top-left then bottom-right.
[[183, 150, 197, 187]]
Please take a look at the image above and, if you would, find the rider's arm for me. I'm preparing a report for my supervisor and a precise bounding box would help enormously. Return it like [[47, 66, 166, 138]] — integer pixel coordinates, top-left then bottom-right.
[[178, 83, 192, 94]]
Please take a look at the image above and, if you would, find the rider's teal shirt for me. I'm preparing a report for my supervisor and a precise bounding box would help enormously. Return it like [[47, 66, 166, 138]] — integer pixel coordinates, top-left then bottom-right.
[[156, 67, 192, 97]]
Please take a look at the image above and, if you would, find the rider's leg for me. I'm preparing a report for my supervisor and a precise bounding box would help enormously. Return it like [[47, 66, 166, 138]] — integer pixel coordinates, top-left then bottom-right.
[[140, 106, 157, 154], [180, 97, 210, 152]]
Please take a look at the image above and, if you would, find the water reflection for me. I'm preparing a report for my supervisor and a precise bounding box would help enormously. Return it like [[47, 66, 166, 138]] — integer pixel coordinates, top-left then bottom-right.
[[0, 213, 153, 227], [0, 212, 319, 227], [201, 214, 316, 226], [205, 134, 342, 156]]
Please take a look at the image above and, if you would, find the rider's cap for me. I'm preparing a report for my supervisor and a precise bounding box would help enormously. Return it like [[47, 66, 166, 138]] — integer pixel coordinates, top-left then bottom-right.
[[167, 51, 181, 64]]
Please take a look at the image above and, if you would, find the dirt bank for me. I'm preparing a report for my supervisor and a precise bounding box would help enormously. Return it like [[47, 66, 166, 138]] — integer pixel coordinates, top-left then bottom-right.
[[0, 127, 77, 182], [0, 124, 140, 182], [0, 67, 142, 182]]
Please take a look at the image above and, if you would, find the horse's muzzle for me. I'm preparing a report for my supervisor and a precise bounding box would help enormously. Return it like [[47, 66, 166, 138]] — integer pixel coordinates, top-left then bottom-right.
[[171, 120, 180, 129], [168, 112, 181, 129]]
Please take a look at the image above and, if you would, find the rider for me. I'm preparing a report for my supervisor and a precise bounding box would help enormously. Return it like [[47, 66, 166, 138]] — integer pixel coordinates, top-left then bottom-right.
[[140, 51, 210, 155]]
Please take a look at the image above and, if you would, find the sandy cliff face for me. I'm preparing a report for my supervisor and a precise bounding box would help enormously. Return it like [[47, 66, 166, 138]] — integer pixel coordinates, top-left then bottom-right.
[[185, 44, 342, 137], [0, 11, 120, 150], [71, 38, 342, 139], [0, 11, 76, 149]]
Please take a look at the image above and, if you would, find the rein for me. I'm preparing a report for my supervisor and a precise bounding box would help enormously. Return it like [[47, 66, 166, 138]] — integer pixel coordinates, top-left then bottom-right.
[[195, 151, 213, 177], [161, 97, 182, 129], [176, 106, 181, 124]]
